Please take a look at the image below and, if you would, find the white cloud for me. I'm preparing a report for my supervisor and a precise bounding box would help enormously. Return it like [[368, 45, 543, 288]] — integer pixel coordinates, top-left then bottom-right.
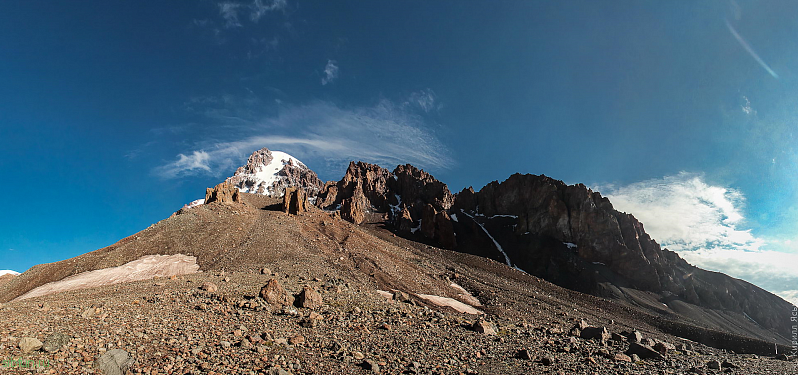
[[321, 60, 338, 85], [597, 172, 798, 306], [599, 172, 760, 253], [218, 2, 243, 28], [155, 99, 452, 179], [407, 89, 440, 113], [250, 0, 286, 22], [741, 95, 755, 115], [218, 0, 285, 28], [154, 151, 212, 178]]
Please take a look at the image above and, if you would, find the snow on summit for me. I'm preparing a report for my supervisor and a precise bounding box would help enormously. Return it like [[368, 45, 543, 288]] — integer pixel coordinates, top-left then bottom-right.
[[226, 148, 322, 198], [0, 270, 20, 276]]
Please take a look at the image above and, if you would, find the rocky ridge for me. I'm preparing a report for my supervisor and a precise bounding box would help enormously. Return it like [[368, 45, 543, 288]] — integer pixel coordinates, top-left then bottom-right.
[[318, 166, 796, 349]]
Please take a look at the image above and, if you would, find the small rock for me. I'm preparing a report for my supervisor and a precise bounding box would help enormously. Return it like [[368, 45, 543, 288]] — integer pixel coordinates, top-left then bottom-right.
[[220, 341, 231, 348], [353, 351, 365, 360], [540, 355, 555, 366], [95, 349, 134, 375], [472, 320, 497, 335], [261, 268, 271, 275], [721, 360, 738, 369], [627, 330, 643, 344], [42, 332, 70, 353], [393, 290, 412, 303], [295, 286, 323, 309], [707, 359, 720, 369], [289, 335, 305, 345], [653, 341, 675, 355], [516, 348, 533, 360], [626, 342, 663, 360], [200, 282, 218, 293], [362, 359, 380, 372], [580, 326, 610, 342], [614, 353, 632, 362], [18, 337, 43, 353]]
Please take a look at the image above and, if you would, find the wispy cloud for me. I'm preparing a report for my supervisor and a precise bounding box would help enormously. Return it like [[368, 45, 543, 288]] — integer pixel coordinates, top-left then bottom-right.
[[321, 60, 339, 85], [218, 0, 286, 28], [725, 19, 778, 79], [406, 89, 441, 113], [154, 99, 452, 179], [597, 172, 798, 306], [741, 95, 755, 115]]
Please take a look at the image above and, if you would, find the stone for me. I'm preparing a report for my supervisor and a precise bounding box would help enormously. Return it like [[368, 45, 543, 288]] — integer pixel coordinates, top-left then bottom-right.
[[627, 330, 643, 344], [42, 332, 70, 353], [362, 359, 380, 372], [653, 340, 675, 355], [260, 279, 294, 306], [614, 353, 632, 362], [18, 337, 43, 353], [283, 187, 308, 215], [580, 326, 610, 342], [626, 342, 663, 360], [721, 360, 738, 368], [289, 335, 305, 345], [707, 359, 720, 369], [200, 282, 218, 293], [205, 181, 241, 204], [261, 268, 271, 275], [540, 355, 555, 365], [392, 290, 412, 303], [472, 320, 497, 335], [95, 349, 134, 375], [517, 348, 533, 360], [295, 286, 323, 309]]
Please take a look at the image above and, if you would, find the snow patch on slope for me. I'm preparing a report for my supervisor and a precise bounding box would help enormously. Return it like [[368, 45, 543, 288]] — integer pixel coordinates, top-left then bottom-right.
[[16, 254, 199, 301]]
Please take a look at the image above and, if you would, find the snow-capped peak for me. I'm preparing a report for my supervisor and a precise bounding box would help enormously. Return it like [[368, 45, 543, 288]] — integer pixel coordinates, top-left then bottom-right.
[[225, 148, 322, 197], [0, 270, 20, 276]]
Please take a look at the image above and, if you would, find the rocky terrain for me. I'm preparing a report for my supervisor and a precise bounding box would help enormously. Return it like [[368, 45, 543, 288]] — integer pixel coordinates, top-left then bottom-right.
[[1, 149, 796, 374]]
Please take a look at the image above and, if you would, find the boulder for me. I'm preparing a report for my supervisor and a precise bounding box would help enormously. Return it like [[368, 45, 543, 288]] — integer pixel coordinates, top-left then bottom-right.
[[200, 282, 218, 293], [260, 279, 294, 306], [18, 337, 43, 353], [472, 320, 497, 335], [295, 286, 323, 309], [42, 332, 70, 353], [95, 349, 134, 375], [626, 342, 663, 360]]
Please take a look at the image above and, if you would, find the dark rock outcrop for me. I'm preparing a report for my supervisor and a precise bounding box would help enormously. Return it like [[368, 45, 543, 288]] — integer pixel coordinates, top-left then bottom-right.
[[205, 182, 241, 204], [315, 162, 456, 247]]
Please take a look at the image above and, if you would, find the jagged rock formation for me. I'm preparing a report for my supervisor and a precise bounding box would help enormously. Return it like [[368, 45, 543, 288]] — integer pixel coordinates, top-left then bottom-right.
[[205, 182, 241, 204], [315, 162, 456, 247], [282, 187, 307, 215], [319, 166, 794, 344], [226, 148, 322, 197]]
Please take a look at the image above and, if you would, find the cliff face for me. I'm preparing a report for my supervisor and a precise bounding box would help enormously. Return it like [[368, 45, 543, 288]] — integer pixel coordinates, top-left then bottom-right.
[[324, 167, 794, 343], [314, 162, 456, 247]]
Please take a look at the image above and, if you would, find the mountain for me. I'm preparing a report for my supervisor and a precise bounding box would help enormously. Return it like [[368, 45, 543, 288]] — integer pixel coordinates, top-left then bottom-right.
[[317, 162, 795, 347], [226, 148, 322, 197], [1, 151, 796, 374], [0, 270, 20, 276]]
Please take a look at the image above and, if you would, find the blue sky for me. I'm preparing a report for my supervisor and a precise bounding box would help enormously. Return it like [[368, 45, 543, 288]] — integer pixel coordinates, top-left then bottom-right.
[[2, 1, 798, 304]]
